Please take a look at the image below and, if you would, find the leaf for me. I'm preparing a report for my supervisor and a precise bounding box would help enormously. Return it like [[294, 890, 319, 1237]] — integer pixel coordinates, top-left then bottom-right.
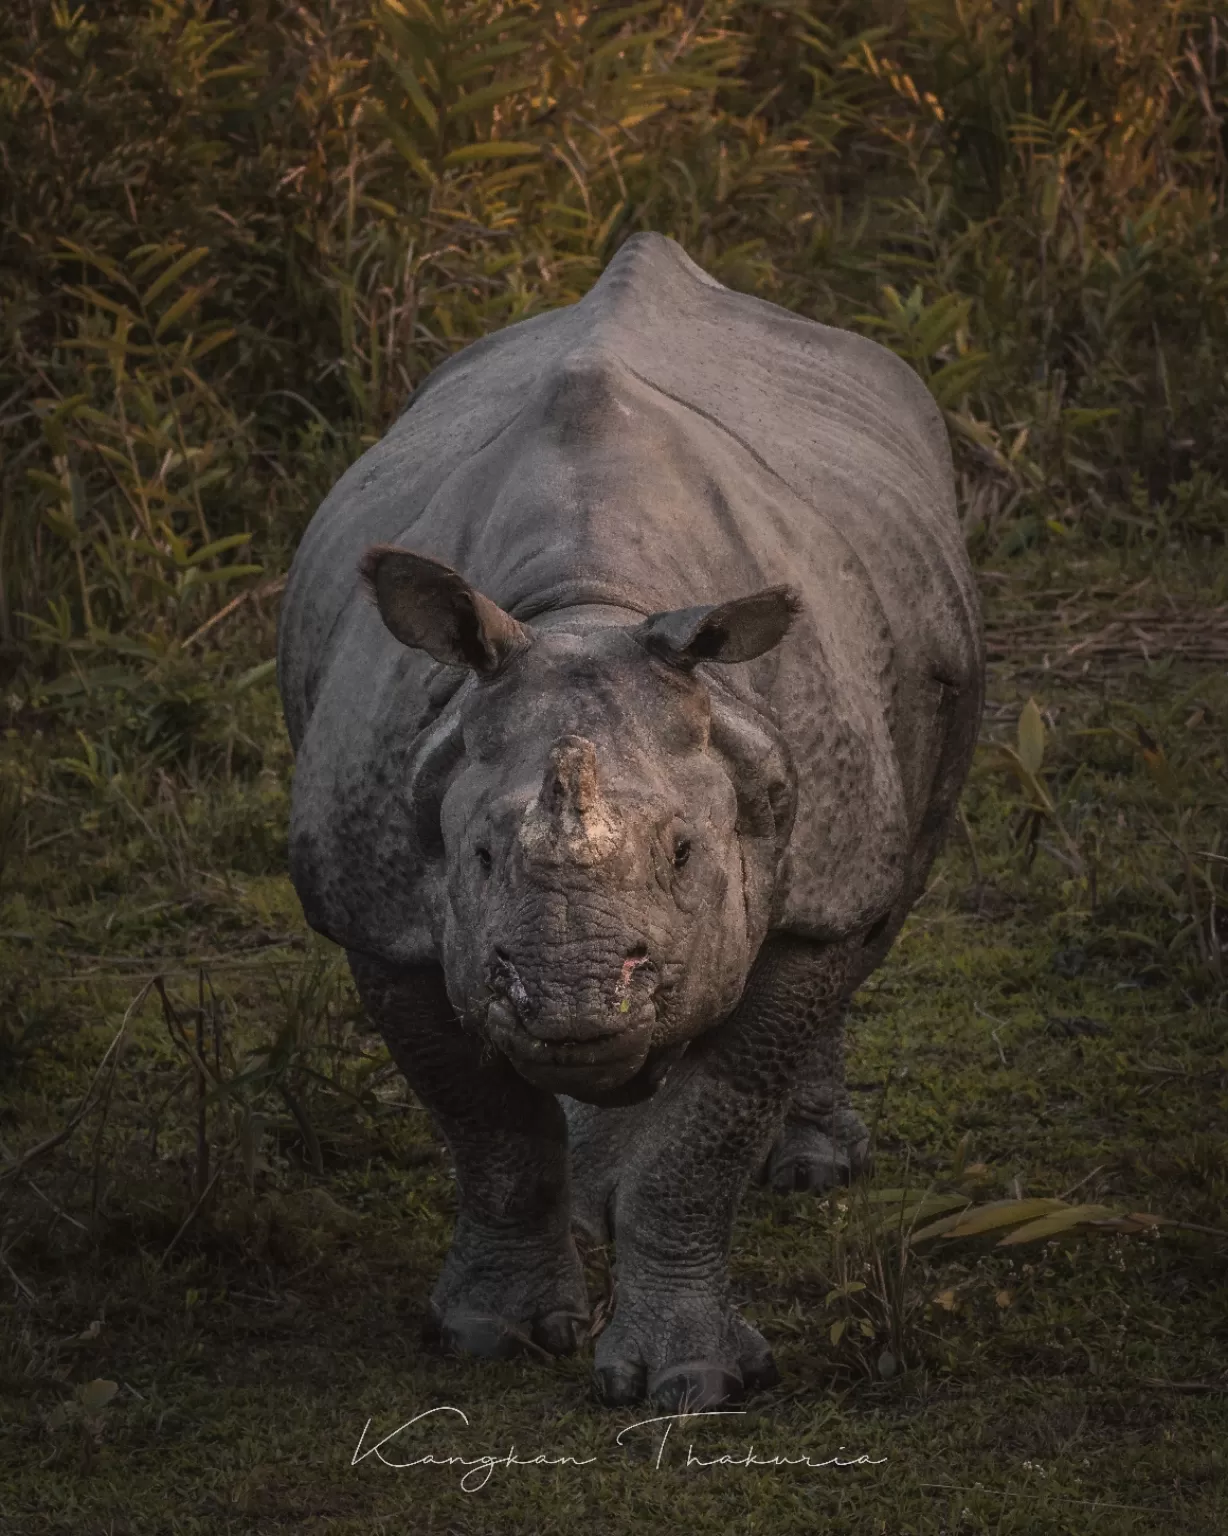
[[77, 1378, 119, 1413], [379, 47, 440, 133], [444, 75, 538, 122], [1062, 406, 1120, 432], [442, 141, 540, 166], [829, 1318, 847, 1346], [587, 26, 673, 69], [584, 0, 661, 42], [181, 533, 252, 568], [871, 1193, 971, 1234], [186, 328, 237, 362], [154, 283, 211, 339], [129, 242, 178, 280], [451, 39, 534, 83], [929, 351, 990, 408], [56, 238, 123, 283], [825, 1280, 867, 1302], [183, 564, 263, 587], [1136, 724, 1177, 797], [914, 293, 971, 357], [1017, 698, 1046, 776], [375, 109, 438, 184], [933, 1289, 958, 1311], [64, 284, 135, 320], [142, 247, 209, 307], [943, 1197, 1069, 1238], [997, 1204, 1118, 1246], [26, 469, 71, 501], [908, 1208, 983, 1245]]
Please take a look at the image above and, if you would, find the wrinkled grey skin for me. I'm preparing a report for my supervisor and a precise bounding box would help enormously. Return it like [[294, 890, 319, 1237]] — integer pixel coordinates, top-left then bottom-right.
[[277, 233, 984, 1412]]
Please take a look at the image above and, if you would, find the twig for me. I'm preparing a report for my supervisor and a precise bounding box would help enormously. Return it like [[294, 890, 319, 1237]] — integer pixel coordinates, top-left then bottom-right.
[[1, 1251, 42, 1310], [1059, 1164, 1107, 1202], [974, 1003, 1010, 1066], [154, 977, 219, 1088], [195, 968, 209, 1203], [23, 1175, 88, 1233], [88, 1005, 129, 1222], [957, 802, 982, 884], [1156, 1218, 1228, 1242], [0, 982, 153, 1183], [158, 1163, 225, 1268], [182, 574, 287, 648]]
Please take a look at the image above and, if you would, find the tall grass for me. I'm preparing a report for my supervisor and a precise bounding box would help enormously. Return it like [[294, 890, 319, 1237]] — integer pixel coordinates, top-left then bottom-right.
[[1, 0, 1225, 683]]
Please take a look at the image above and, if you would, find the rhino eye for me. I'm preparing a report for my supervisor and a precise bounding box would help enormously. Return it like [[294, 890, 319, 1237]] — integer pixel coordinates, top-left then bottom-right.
[[475, 845, 492, 873], [672, 838, 692, 871]]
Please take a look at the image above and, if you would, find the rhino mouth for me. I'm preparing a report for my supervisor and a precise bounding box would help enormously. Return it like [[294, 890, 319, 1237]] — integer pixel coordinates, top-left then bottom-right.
[[485, 995, 654, 1092], [481, 947, 662, 1096]]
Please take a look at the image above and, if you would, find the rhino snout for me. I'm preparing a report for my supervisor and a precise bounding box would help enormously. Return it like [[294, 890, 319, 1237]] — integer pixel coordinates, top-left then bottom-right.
[[485, 943, 657, 1038], [483, 943, 658, 1096]]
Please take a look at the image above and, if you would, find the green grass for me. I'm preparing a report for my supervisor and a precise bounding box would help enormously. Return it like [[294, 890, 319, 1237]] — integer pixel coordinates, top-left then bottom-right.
[[2, 1, 1228, 1530], [2, 548, 1227, 1534]]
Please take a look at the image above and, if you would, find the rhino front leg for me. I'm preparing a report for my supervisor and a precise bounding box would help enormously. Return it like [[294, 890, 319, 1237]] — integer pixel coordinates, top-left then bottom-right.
[[561, 1097, 648, 1246], [595, 935, 856, 1411], [347, 953, 589, 1359], [759, 1004, 871, 1193]]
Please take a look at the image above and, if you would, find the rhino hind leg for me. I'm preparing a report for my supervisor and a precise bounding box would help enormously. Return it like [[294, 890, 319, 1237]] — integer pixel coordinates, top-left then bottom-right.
[[759, 1005, 871, 1193], [348, 953, 590, 1361]]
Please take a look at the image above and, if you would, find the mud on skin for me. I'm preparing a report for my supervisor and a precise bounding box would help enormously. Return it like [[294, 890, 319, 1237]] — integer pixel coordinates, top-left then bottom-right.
[[277, 233, 985, 1410]]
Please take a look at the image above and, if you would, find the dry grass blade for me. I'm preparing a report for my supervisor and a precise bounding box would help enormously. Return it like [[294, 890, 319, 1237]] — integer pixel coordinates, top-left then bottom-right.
[[0, 981, 153, 1184]]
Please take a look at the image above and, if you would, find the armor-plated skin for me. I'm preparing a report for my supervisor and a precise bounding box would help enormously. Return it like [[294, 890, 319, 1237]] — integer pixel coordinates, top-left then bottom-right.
[[278, 233, 984, 1410]]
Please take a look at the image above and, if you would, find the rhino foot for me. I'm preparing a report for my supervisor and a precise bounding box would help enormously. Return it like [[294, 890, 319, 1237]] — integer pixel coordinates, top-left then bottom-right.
[[428, 1305, 589, 1360], [592, 1290, 776, 1409], [762, 1109, 871, 1193], [427, 1220, 589, 1361]]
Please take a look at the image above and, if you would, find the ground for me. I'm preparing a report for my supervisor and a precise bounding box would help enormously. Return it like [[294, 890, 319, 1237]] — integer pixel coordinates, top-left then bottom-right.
[[1, 543, 1226, 1534]]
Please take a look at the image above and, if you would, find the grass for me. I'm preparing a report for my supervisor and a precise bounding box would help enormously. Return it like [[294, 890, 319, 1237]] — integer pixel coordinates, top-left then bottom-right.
[[2, 546, 1227, 1533], [2, 1, 1228, 1531]]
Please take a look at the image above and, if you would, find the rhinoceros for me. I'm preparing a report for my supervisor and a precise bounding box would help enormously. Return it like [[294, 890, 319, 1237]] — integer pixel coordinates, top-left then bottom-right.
[[277, 232, 983, 1411]]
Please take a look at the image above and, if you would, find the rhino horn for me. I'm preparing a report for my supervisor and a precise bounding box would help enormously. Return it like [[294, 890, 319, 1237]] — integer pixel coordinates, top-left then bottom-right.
[[520, 735, 621, 865], [545, 735, 600, 819]]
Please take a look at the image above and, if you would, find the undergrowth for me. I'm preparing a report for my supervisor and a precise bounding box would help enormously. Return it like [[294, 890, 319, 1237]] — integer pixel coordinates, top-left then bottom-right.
[[2, 0, 1226, 685]]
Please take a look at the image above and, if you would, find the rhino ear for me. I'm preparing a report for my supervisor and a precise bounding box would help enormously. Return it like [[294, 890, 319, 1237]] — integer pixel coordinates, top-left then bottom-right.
[[359, 546, 529, 674], [634, 586, 802, 668]]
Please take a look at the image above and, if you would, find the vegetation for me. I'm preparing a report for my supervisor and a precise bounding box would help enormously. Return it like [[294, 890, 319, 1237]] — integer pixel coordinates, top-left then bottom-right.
[[1, 2, 1226, 1532]]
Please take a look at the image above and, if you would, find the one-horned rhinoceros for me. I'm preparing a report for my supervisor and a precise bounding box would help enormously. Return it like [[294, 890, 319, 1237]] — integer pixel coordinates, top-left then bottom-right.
[[277, 232, 984, 1411]]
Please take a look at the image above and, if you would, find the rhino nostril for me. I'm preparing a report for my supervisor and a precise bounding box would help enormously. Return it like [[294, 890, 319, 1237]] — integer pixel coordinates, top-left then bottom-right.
[[489, 948, 531, 1016], [617, 946, 653, 1000]]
